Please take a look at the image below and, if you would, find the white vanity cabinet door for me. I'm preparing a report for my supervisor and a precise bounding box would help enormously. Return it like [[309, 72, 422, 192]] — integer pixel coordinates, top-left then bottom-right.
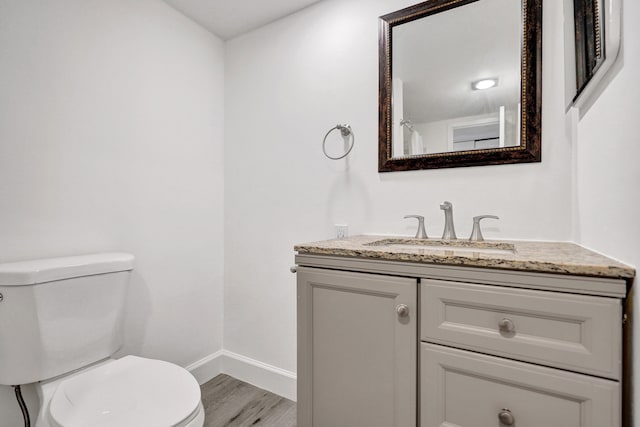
[[297, 267, 417, 427], [421, 343, 620, 427], [421, 279, 622, 379]]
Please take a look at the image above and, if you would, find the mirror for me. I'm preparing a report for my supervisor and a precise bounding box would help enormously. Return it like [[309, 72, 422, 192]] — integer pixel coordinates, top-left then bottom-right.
[[564, 0, 616, 112], [564, 0, 622, 114], [379, 0, 542, 172]]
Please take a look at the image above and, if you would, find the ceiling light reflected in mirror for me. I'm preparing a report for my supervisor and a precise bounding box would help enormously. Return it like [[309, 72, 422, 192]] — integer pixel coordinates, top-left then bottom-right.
[[472, 78, 499, 90]]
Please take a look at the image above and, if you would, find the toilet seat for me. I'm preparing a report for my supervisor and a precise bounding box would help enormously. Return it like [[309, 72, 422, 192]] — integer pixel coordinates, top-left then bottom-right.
[[48, 356, 202, 427]]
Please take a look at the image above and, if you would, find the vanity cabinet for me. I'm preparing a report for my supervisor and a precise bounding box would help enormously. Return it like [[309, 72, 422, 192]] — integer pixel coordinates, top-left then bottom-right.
[[296, 267, 417, 427], [295, 249, 632, 427]]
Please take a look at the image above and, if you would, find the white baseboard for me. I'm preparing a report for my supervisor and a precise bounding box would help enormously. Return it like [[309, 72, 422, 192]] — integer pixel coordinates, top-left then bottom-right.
[[186, 350, 224, 385], [222, 350, 297, 401], [186, 350, 297, 402]]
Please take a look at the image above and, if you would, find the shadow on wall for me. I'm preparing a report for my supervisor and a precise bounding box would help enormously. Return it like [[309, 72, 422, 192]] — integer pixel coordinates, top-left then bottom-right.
[[118, 270, 152, 357], [326, 173, 373, 234]]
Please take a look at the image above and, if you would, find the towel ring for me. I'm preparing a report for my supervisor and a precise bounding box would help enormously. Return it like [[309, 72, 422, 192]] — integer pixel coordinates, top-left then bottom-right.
[[323, 124, 354, 160]]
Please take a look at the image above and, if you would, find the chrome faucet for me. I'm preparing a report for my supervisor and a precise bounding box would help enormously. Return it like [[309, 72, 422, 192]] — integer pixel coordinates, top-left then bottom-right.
[[440, 201, 457, 240], [404, 215, 428, 239], [469, 215, 499, 241]]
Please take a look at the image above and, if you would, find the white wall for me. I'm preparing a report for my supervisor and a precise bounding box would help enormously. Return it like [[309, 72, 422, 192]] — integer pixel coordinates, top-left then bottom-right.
[[0, 0, 224, 424], [574, 0, 640, 419], [224, 0, 573, 379]]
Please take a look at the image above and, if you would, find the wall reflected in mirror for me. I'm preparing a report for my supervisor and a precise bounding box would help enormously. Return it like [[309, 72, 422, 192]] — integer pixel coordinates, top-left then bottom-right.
[[391, 0, 522, 158]]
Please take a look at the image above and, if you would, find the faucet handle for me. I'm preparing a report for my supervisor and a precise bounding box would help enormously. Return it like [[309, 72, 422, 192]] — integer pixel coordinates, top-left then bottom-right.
[[404, 215, 428, 239], [469, 215, 500, 242]]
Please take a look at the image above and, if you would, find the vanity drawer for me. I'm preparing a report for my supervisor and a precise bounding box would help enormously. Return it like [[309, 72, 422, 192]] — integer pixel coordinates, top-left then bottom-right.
[[421, 279, 622, 379], [420, 343, 620, 427]]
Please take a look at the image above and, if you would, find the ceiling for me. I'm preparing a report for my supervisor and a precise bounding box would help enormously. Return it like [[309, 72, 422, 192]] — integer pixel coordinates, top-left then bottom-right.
[[162, 0, 323, 40]]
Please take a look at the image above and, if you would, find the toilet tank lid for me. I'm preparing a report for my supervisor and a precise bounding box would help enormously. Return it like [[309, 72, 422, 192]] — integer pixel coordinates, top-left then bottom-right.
[[0, 253, 134, 286]]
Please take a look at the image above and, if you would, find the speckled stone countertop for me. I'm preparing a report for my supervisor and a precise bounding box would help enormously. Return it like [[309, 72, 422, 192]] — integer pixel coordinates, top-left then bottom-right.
[[294, 235, 635, 280]]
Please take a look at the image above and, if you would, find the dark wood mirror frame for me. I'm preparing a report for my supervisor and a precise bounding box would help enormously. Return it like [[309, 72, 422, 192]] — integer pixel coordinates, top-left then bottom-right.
[[378, 0, 542, 172]]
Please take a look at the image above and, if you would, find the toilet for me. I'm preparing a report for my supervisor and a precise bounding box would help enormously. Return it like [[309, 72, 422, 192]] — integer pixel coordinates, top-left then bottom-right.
[[0, 253, 205, 427]]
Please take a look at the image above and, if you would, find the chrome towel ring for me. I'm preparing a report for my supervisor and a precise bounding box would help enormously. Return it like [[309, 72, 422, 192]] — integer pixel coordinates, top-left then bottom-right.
[[322, 124, 354, 160]]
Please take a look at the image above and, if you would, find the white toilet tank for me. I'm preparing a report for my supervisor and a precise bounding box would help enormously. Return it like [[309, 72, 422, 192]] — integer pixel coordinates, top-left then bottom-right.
[[0, 253, 134, 386]]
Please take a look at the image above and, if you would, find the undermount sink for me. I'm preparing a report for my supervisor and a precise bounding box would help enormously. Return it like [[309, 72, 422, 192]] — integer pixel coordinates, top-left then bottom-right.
[[364, 238, 516, 255]]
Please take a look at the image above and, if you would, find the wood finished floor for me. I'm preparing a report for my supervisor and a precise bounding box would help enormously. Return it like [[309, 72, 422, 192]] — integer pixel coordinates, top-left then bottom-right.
[[201, 374, 297, 427]]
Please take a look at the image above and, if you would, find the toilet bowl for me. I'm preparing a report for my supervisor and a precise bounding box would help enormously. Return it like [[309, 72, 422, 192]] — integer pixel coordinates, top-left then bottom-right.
[[0, 253, 205, 427], [36, 356, 205, 427]]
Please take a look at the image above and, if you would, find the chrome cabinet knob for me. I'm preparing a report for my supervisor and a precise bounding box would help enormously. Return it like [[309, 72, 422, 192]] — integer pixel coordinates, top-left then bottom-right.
[[498, 318, 515, 334], [290, 266, 297, 273], [498, 408, 515, 425], [396, 304, 410, 317]]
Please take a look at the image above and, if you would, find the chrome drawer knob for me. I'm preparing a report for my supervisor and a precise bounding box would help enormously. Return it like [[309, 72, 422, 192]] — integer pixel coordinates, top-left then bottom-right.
[[498, 318, 516, 334], [290, 266, 297, 273], [396, 304, 410, 317], [498, 408, 515, 425]]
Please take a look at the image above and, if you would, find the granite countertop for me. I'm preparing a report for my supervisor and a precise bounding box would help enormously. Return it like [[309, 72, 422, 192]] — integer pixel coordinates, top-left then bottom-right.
[[295, 235, 636, 280]]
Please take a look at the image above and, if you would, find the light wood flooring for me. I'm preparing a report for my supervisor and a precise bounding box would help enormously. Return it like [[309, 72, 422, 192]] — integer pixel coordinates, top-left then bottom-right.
[[201, 374, 296, 427]]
